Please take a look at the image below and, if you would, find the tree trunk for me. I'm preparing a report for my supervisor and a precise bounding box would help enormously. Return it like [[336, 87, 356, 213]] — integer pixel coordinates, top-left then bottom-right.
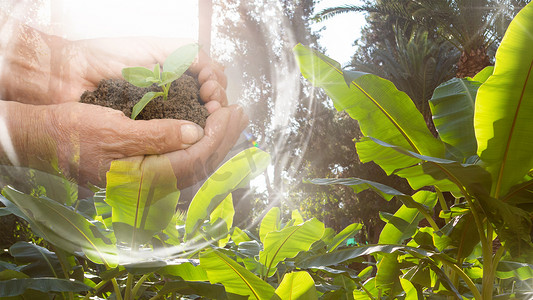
[[456, 46, 491, 78]]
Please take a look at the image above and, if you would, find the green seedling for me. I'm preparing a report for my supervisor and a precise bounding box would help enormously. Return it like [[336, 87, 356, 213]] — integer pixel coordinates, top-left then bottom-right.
[[122, 43, 199, 119]]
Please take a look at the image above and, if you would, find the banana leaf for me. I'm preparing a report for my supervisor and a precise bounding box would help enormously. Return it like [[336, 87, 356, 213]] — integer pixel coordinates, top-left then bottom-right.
[[429, 77, 481, 160], [200, 249, 275, 300], [105, 155, 180, 248], [474, 3, 533, 197], [186, 148, 270, 239], [273, 272, 318, 300], [259, 218, 324, 277], [2, 187, 118, 267], [293, 44, 444, 158], [259, 207, 281, 243]]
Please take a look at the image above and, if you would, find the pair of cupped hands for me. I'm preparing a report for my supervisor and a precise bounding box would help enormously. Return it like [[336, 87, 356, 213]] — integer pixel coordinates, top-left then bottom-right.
[[2, 31, 247, 188]]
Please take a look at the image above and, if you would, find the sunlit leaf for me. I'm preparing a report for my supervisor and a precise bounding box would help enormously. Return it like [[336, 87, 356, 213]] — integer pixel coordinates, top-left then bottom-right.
[[379, 191, 437, 245], [294, 44, 444, 158], [200, 249, 275, 300], [186, 148, 270, 239], [106, 155, 180, 248], [296, 244, 454, 269], [474, 4, 533, 197], [259, 207, 281, 243], [231, 227, 251, 245], [472, 66, 494, 83], [210, 193, 234, 246], [328, 223, 363, 252], [259, 218, 325, 277], [274, 272, 318, 300], [158, 262, 208, 281], [291, 210, 304, 225], [429, 77, 481, 160], [399, 278, 418, 300]]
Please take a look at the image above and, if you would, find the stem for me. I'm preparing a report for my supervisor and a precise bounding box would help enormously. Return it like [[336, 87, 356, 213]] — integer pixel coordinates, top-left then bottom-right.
[[124, 273, 134, 300], [436, 187, 450, 223], [131, 273, 151, 299], [112, 278, 123, 300], [421, 209, 440, 231], [163, 83, 171, 101], [83, 279, 111, 300], [50, 246, 73, 300], [482, 225, 494, 300], [441, 260, 482, 300], [357, 281, 376, 300]]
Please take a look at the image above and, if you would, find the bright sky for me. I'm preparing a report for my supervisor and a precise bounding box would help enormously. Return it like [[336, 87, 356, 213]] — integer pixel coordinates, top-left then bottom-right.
[[51, 0, 365, 65], [52, 0, 198, 40], [312, 0, 367, 66]]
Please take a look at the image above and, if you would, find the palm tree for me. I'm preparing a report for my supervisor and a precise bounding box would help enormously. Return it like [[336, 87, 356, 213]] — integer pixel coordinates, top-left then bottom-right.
[[315, 0, 529, 77], [353, 26, 459, 131]]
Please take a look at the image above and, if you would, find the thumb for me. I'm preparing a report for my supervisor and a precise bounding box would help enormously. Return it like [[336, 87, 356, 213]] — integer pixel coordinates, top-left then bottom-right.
[[119, 118, 204, 156]]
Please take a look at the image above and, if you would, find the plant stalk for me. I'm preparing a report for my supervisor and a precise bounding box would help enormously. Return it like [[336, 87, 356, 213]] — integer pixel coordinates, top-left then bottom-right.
[[112, 278, 124, 300], [440, 260, 481, 300], [124, 273, 134, 300], [131, 273, 151, 298]]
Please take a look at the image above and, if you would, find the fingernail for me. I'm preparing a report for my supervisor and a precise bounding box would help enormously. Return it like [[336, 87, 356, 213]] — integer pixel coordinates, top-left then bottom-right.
[[181, 123, 204, 145]]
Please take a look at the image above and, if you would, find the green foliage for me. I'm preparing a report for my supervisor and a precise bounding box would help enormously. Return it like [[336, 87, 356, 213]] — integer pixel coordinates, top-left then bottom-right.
[[294, 3, 533, 299], [122, 43, 198, 119]]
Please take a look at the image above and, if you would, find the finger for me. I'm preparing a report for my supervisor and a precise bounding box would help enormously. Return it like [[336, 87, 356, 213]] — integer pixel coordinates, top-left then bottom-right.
[[199, 80, 228, 106], [117, 118, 205, 156], [205, 101, 221, 114], [198, 66, 228, 89], [165, 105, 248, 188]]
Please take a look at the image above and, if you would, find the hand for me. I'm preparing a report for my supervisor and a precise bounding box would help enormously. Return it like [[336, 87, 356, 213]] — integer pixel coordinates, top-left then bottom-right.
[[1, 24, 227, 112], [1, 24, 247, 188], [4, 101, 247, 187]]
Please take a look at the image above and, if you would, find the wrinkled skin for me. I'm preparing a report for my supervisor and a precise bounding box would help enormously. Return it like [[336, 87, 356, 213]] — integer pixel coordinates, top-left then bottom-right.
[[0, 23, 247, 187]]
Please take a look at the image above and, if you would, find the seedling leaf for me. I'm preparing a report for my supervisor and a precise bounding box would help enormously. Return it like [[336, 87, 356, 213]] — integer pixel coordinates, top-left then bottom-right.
[[122, 67, 154, 88], [131, 92, 163, 120], [163, 43, 199, 75]]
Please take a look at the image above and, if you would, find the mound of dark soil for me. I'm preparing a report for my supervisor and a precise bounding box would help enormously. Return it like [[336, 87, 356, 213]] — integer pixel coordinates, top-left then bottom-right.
[[80, 73, 209, 127]]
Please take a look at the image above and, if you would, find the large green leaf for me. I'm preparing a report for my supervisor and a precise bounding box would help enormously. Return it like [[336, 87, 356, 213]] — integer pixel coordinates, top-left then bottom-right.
[[379, 191, 437, 245], [496, 261, 533, 280], [294, 44, 444, 158], [259, 207, 281, 243], [9, 242, 63, 278], [357, 137, 491, 194], [158, 263, 208, 281], [200, 249, 275, 300], [105, 155, 180, 248], [474, 3, 533, 197], [328, 223, 363, 252], [2, 187, 118, 267], [259, 218, 325, 277], [473, 188, 533, 259], [429, 77, 481, 160], [295, 244, 454, 269], [274, 272, 318, 300], [0, 278, 90, 297], [307, 177, 438, 217], [186, 148, 270, 239], [157, 280, 229, 300], [209, 193, 234, 246], [434, 214, 480, 259], [306, 178, 402, 201]]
